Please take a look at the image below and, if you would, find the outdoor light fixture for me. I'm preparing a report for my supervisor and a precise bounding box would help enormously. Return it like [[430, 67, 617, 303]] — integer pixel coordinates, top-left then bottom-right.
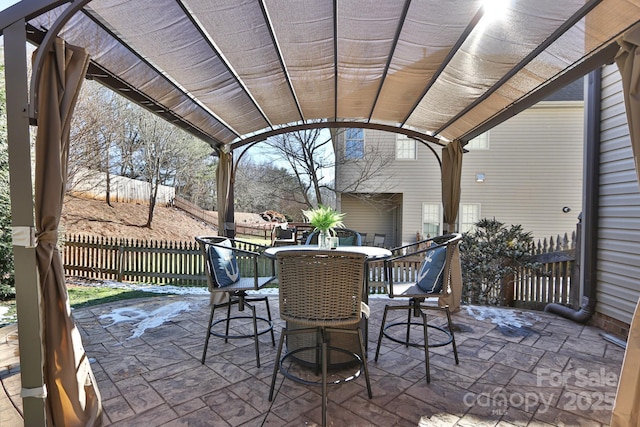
[[562, 206, 571, 213], [476, 173, 485, 183]]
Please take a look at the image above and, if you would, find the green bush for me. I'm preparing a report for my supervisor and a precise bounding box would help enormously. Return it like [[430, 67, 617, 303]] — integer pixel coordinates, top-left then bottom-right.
[[460, 218, 537, 306], [1, 64, 15, 301]]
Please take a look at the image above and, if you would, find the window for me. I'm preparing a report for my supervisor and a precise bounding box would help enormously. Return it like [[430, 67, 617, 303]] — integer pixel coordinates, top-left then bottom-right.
[[345, 128, 364, 159], [467, 132, 489, 150], [459, 204, 481, 233], [422, 203, 441, 237], [395, 135, 416, 160]]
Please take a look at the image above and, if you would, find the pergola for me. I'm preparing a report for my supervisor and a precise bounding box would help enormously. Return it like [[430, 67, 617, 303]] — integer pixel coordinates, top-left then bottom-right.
[[2, 0, 640, 425]]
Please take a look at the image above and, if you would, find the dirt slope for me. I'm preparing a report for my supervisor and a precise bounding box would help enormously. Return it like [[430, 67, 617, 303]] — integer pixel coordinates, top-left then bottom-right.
[[61, 195, 218, 242]]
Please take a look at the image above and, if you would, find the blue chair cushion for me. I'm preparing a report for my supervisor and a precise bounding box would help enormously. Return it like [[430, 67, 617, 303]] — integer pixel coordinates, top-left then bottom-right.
[[416, 246, 447, 294], [207, 239, 240, 287], [338, 235, 355, 246]]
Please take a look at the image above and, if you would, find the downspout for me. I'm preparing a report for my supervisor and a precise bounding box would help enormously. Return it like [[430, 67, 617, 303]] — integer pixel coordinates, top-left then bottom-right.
[[545, 68, 601, 322]]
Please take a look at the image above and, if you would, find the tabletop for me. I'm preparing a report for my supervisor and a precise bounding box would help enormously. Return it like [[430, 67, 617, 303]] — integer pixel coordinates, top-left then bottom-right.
[[264, 245, 391, 260]]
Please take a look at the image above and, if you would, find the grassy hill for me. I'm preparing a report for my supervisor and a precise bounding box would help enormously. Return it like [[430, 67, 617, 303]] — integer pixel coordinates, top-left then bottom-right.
[[61, 195, 219, 242]]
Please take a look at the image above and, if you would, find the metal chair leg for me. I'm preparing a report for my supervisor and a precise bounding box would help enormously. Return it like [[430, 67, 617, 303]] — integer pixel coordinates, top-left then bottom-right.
[[421, 309, 430, 383], [321, 338, 328, 427], [357, 328, 372, 398], [375, 305, 389, 361], [269, 330, 287, 401], [264, 297, 276, 346], [250, 303, 261, 368], [224, 300, 232, 343], [201, 302, 216, 364], [444, 306, 459, 364]]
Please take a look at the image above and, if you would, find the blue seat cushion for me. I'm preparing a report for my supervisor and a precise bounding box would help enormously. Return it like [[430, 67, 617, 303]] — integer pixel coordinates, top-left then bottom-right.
[[416, 246, 447, 294], [338, 235, 355, 246], [207, 239, 240, 287]]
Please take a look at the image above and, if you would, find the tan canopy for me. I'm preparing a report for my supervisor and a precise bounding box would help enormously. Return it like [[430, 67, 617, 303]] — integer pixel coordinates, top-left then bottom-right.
[[3, 0, 637, 152], [4, 1, 640, 426]]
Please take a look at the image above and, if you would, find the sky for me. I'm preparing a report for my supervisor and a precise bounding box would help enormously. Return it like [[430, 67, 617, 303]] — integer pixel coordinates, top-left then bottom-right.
[[0, 0, 19, 12]]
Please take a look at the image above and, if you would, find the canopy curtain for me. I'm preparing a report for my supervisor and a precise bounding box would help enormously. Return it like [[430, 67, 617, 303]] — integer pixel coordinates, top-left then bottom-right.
[[439, 139, 464, 312], [34, 38, 102, 426], [216, 148, 232, 237], [442, 139, 463, 233], [612, 22, 640, 427]]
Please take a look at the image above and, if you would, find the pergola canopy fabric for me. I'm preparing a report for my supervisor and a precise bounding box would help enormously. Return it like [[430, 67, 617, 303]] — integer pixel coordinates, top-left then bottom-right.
[[3, 0, 639, 151]]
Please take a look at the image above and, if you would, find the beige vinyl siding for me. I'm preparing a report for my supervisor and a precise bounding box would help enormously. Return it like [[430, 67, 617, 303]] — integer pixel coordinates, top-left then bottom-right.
[[335, 130, 441, 245], [339, 193, 400, 246], [460, 101, 584, 239], [335, 100, 584, 244], [596, 64, 640, 324]]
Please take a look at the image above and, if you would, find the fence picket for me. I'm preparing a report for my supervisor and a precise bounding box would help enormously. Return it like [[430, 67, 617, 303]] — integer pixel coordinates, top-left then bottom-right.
[[63, 229, 578, 307]]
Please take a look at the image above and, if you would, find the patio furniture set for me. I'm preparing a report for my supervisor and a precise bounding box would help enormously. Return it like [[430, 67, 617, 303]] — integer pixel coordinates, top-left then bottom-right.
[[195, 232, 462, 427]]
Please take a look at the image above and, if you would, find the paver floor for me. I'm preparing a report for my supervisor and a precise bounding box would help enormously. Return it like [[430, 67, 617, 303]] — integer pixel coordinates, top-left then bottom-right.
[[1, 294, 626, 426]]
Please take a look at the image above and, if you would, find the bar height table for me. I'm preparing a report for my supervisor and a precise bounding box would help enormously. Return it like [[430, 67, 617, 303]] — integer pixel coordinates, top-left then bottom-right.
[[264, 245, 391, 367]]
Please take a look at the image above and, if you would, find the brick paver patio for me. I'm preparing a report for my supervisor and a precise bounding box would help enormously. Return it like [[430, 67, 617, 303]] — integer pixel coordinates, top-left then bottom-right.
[[1, 294, 625, 426]]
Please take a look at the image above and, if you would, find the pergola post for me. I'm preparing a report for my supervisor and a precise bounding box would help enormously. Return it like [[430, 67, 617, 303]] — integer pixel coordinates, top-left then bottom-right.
[[4, 19, 48, 426]]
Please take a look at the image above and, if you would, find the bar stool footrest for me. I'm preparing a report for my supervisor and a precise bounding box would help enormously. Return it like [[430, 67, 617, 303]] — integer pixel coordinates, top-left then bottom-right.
[[279, 346, 364, 386], [382, 321, 454, 348], [209, 316, 273, 340]]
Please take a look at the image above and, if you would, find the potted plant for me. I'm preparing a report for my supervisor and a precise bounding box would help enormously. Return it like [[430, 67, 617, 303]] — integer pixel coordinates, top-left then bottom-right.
[[302, 205, 345, 248]]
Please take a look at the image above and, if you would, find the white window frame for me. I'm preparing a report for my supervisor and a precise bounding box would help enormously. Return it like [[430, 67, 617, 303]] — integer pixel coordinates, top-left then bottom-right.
[[395, 134, 416, 160], [467, 132, 490, 150], [459, 203, 481, 233], [421, 203, 441, 238], [345, 128, 364, 159]]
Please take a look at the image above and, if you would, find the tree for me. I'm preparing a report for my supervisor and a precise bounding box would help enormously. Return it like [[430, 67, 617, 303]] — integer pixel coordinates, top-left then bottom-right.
[[264, 128, 332, 207], [70, 81, 128, 206], [135, 111, 184, 228], [0, 64, 16, 299], [233, 156, 307, 220], [460, 218, 538, 305], [263, 127, 395, 210]]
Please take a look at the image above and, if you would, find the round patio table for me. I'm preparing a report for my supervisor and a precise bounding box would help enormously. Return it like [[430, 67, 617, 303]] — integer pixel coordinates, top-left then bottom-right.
[[264, 245, 391, 368]]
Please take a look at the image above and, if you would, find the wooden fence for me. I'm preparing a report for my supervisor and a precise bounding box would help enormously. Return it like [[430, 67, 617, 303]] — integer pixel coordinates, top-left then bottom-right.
[[513, 231, 578, 309], [173, 197, 273, 238], [63, 231, 579, 309], [63, 235, 271, 286]]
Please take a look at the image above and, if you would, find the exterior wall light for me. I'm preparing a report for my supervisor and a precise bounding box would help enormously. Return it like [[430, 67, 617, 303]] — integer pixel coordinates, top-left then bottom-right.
[[475, 173, 485, 182]]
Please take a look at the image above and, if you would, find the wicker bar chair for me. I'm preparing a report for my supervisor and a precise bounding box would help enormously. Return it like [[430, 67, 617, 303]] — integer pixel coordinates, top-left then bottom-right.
[[269, 250, 372, 427], [374, 233, 462, 383], [195, 236, 276, 368]]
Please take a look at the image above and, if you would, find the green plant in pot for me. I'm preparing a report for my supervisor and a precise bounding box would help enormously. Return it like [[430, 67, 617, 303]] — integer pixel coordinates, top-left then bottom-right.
[[302, 205, 345, 248]]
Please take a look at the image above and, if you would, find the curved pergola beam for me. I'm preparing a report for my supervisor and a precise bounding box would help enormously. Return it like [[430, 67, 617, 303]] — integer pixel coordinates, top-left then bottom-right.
[[231, 120, 444, 150], [28, 0, 93, 124]]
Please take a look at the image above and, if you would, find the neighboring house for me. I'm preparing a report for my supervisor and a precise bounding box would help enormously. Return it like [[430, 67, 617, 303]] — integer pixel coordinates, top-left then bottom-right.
[[593, 64, 640, 330], [334, 79, 585, 248]]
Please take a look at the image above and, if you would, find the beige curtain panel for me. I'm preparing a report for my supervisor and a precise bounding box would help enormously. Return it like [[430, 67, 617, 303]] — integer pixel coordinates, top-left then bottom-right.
[[439, 140, 464, 312], [442, 139, 464, 233], [34, 38, 102, 426], [611, 22, 640, 427], [216, 149, 232, 237]]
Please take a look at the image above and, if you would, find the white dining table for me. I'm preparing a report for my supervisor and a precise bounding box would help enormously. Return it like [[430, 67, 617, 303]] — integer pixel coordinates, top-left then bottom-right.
[[264, 244, 391, 261], [264, 245, 392, 364]]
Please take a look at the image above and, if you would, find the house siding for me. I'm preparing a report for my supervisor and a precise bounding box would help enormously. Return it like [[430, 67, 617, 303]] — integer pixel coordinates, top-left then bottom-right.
[[336, 99, 585, 245], [461, 101, 584, 240], [596, 64, 640, 325]]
